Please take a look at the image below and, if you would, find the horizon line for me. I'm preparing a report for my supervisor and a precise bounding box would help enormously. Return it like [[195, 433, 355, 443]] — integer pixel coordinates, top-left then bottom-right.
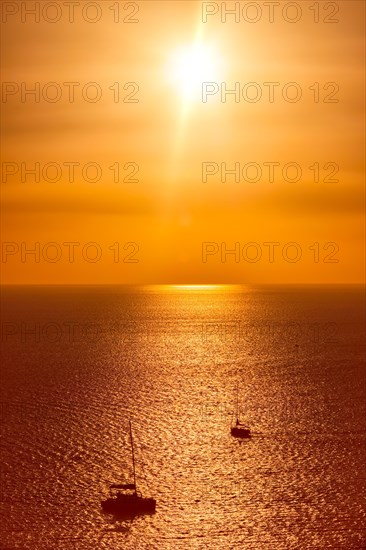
[[0, 283, 365, 287]]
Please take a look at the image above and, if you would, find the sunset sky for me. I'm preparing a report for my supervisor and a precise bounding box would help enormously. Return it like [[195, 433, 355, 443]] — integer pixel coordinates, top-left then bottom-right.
[[1, 0, 365, 284]]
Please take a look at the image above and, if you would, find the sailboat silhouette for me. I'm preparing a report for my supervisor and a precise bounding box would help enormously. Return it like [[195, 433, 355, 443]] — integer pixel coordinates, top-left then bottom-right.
[[101, 421, 156, 517], [231, 384, 251, 439]]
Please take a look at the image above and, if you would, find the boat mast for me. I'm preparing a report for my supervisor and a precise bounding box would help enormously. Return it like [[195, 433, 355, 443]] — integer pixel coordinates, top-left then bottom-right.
[[129, 420, 137, 495]]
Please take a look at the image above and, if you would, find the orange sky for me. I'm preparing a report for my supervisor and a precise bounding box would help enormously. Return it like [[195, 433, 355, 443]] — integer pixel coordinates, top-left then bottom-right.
[[1, 0, 365, 284]]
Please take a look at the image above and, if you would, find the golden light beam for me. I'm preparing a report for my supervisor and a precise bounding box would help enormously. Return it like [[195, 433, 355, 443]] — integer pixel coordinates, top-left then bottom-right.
[[166, 21, 223, 185]]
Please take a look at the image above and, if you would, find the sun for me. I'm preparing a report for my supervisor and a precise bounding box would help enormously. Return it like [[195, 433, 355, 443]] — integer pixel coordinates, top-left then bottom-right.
[[167, 42, 222, 101], [165, 34, 224, 177]]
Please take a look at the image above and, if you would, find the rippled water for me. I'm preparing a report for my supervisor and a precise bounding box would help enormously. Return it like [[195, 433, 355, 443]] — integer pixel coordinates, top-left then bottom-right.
[[1, 285, 365, 549]]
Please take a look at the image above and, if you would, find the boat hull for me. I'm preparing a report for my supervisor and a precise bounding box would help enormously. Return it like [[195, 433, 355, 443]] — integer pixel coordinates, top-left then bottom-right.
[[231, 426, 251, 438], [101, 495, 156, 517]]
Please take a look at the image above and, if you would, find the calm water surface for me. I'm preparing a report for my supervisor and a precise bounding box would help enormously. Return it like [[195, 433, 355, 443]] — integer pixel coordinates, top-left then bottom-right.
[[1, 285, 365, 549]]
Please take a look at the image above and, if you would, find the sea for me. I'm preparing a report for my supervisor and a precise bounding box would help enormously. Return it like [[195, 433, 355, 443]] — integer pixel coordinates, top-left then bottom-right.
[[1, 284, 365, 550]]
